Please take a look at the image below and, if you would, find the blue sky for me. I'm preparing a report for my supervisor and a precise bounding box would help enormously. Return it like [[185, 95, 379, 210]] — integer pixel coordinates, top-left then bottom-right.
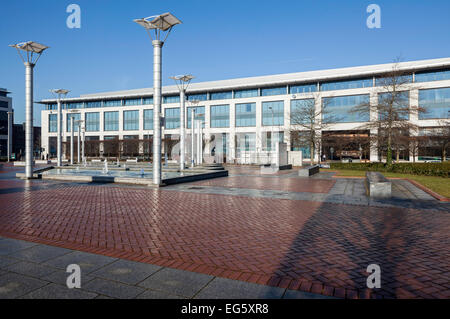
[[1, 0, 450, 124]]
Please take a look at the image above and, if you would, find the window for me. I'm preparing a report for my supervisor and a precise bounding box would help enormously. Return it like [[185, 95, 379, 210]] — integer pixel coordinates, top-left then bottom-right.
[[85, 101, 102, 108], [210, 91, 232, 100], [323, 95, 370, 123], [47, 104, 57, 110], [210, 105, 230, 128], [290, 99, 315, 124], [144, 109, 153, 130], [164, 108, 180, 129], [187, 93, 208, 101], [415, 69, 450, 83], [187, 106, 205, 128], [163, 95, 180, 104], [143, 97, 153, 105], [104, 111, 119, 131], [235, 103, 256, 127], [124, 98, 142, 106], [378, 92, 410, 120], [236, 133, 256, 152], [234, 89, 259, 99], [375, 74, 413, 87], [261, 86, 286, 96], [123, 110, 139, 130], [320, 78, 373, 91], [290, 84, 317, 94], [104, 100, 122, 107], [66, 102, 84, 109], [419, 88, 450, 119], [85, 112, 100, 132], [48, 114, 57, 132], [66, 113, 81, 132], [262, 101, 284, 126]]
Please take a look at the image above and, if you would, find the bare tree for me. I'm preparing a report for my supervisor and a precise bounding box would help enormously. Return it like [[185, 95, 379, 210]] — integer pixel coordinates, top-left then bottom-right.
[[352, 60, 423, 166], [289, 94, 335, 164]]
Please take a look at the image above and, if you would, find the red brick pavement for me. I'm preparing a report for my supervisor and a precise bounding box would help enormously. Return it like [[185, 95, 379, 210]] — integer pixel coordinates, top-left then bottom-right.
[[0, 179, 449, 299], [191, 176, 336, 193]]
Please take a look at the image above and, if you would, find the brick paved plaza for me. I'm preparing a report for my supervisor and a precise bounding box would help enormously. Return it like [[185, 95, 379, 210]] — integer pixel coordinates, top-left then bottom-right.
[[0, 163, 449, 299]]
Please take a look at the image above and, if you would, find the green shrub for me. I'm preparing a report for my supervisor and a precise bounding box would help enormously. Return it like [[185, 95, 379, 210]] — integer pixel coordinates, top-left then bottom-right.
[[329, 162, 450, 177]]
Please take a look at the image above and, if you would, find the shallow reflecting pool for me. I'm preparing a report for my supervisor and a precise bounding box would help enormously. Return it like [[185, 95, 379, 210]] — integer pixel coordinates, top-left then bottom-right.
[[44, 169, 190, 180]]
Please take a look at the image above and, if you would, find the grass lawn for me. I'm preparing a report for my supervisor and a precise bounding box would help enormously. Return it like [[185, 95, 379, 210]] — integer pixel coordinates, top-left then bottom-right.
[[322, 169, 450, 199]]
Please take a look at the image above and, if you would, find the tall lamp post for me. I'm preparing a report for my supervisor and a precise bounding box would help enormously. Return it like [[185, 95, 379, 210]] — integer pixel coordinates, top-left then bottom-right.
[[7, 111, 13, 162], [134, 13, 182, 185], [170, 75, 194, 171], [189, 100, 200, 167], [9, 41, 48, 179], [50, 89, 69, 167]]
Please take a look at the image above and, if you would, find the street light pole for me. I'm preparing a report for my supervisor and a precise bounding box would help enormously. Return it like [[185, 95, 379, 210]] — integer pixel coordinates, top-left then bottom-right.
[[134, 13, 182, 185], [77, 122, 81, 163], [10, 41, 48, 179], [70, 117, 74, 165], [7, 111, 13, 162], [50, 89, 69, 167], [170, 75, 194, 171], [191, 108, 196, 167]]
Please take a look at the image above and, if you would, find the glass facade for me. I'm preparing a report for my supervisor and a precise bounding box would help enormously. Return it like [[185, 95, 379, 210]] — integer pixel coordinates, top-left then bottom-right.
[[86, 101, 102, 108], [378, 92, 410, 120], [234, 89, 258, 99], [262, 101, 284, 126], [85, 112, 100, 132], [66, 102, 84, 110], [187, 93, 208, 101], [210, 91, 232, 100], [143, 97, 153, 105], [320, 78, 373, 91], [124, 98, 142, 106], [237, 133, 256, 152], [104, 100, 122, 107], [290, 99, 315, 124], [187, 106, 205, 129], [210, 105, 230, 128], [66, 113, 81, 132], [375, 74, 413, 87], [419, 87, 450, 119], [123, 110, 139, 130], [290, 84, 317, 94], [235, 103, 256, 127], [143, 109, 153, 130], [163, 95, 180, 104], [261, 86, 287, 96], [415, 69, 450, 83], [164, 108, 180, 129], [49, 114, 57, 133], [323, 95, 370, 123], [104, 111, 119, 131]]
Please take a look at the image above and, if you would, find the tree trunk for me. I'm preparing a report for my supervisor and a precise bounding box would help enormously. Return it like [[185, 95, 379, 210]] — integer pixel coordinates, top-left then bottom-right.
[[386, 133, 392, 167], [310, 142, 315, 165]]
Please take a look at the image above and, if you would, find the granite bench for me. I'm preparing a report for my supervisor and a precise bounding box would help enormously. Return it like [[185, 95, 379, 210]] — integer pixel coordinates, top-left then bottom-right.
[[366, 172, 392, 198], [298, 165, 320, 177]]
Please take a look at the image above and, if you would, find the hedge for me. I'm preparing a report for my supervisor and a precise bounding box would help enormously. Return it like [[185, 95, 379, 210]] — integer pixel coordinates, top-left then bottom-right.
[[329, 162, 450, 177]]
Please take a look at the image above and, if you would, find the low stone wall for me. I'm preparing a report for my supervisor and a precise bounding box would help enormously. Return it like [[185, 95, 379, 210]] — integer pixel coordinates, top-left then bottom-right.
[[298, 165, 320, 177], [365, 172, 392, 198]]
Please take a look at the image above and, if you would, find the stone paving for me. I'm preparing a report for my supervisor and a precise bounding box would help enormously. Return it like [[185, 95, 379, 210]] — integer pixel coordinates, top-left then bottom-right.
[[0, 164, 449, 299]]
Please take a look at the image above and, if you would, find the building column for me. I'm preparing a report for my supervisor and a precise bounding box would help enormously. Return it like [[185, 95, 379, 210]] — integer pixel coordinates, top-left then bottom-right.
[[7, 111, 13, 162], [229, 103, 236, 163], [369, 91, 379, 162], [409, 89, 420, 162]]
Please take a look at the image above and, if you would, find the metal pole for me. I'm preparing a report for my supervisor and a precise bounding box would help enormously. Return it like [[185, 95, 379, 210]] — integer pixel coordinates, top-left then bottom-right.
[[7, 111, 13, 162], [196, 120, 201, 165], [179, 89, 186, 170], [70, 117, 74, 165], [25, 63, 34, 179], [152, 40, 163, 185], [199, 121, 203, 165], [57, 98, 62, 166], [82, 128, 85, 162], [77, 123, 81, 164], [191, 108, 195, 167]]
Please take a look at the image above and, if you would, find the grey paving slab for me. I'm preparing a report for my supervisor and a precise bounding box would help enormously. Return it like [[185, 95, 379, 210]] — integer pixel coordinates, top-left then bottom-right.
[[44, 250, 117, 274], [138, 268, 213, 298], [83, 278, 145, 299], [95, 294, 115, 299], [194, 277, 285, 299], [0, 272, 48, 299], [137, 289, 185, 299], [20, 283, 98, 299], [40, 269, 95, 287], [283, 289, 338, 299], [7, 244, 72, 263], [92, 259, 162, 285], [0, 238, 38, 256], [3, 261, 59, 278], [0, 256, 21, 268]]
